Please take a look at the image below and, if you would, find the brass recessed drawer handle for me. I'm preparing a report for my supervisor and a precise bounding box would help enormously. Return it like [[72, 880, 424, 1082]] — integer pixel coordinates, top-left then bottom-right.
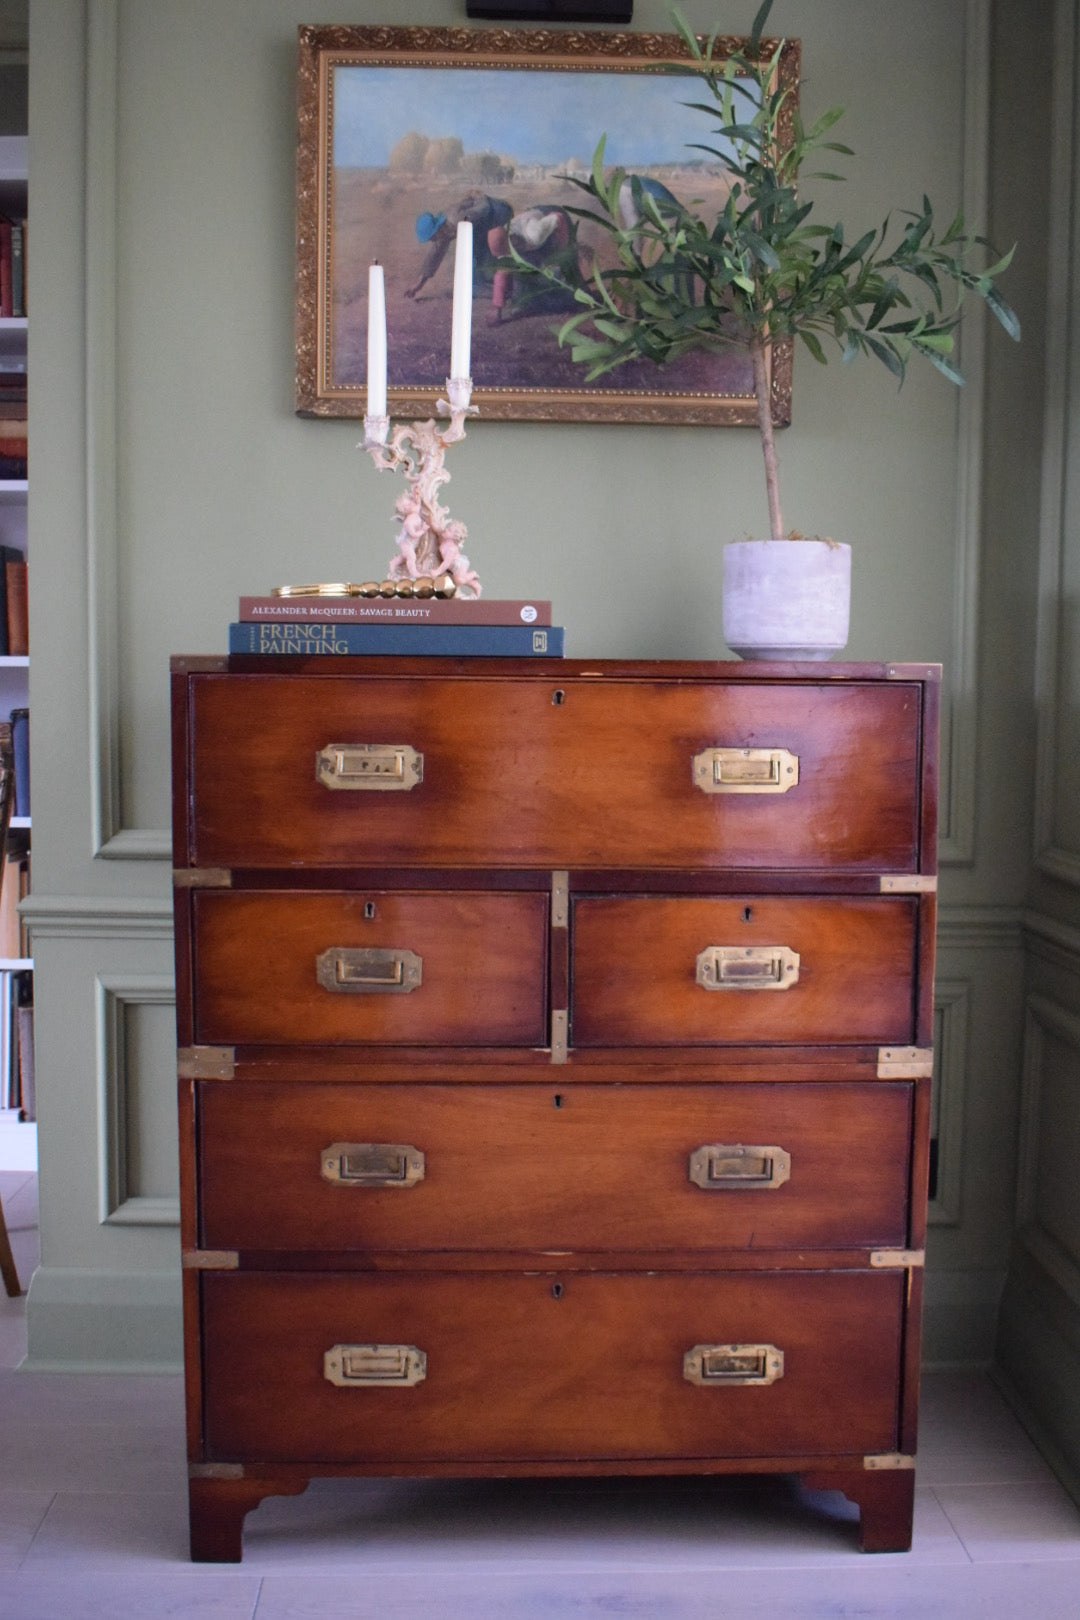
[[696, 945, 800, 990], [688, 1144, 791, 1190], [692, 747, 799, 794], [316, 743, 423, 791], [683, 1343, 784, 1387], [321, 1142, 425, 1187], [316, 946, 423, 994], [323, 1344, 427, 1388]]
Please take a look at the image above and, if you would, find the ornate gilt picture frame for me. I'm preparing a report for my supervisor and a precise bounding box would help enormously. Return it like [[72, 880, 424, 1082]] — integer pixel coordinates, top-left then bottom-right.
[[296, 24, 798, 425]]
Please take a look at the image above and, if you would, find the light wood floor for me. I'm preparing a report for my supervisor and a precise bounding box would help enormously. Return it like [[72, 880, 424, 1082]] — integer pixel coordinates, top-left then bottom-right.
[[2, 1170, 1079, 1618]]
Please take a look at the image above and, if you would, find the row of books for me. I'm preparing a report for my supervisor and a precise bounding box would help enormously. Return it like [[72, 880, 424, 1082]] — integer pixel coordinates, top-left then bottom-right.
[[0, 216, 27, 320], [230, 593, 565, 657], [0, 968, 34, 1122], [0, 550, 27, 655]]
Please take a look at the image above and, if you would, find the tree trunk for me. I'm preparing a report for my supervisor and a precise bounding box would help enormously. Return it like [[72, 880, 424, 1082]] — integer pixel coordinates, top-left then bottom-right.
[[750, 335, 784, 540]]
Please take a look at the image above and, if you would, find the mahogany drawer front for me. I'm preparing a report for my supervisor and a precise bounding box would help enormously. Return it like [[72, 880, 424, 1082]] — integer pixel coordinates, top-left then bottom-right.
[[191, 891, 548, 1047], [197, 1081, 913, 1254], [200, 1269, 904, 1464], [571, 896, 918, 1048], [184, 674, 924, 872]]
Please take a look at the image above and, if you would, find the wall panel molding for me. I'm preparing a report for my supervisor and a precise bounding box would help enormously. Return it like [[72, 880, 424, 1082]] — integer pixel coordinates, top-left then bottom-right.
[[84, 0, 127, 860], [21, 894, 173, 938], [939, 0, 992, 866], [1016, 992, 1080, 1311], [930, 978, 971, 1227], [1033, 0, 1080, 884], [95, 971, 179, 1227]]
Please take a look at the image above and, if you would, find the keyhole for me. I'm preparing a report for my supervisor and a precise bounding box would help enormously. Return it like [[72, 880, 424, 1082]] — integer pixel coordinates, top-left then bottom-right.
[[552, 689, 566, 706], [551, 1281, 564, 1300], [743, 906, 753, 923], [553, 1093, 564, 1109], [364, 901, 377, 920]]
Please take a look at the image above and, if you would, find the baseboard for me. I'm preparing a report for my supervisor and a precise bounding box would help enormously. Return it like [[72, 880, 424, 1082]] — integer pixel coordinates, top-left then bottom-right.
[[22, 1264, 182, 1372]]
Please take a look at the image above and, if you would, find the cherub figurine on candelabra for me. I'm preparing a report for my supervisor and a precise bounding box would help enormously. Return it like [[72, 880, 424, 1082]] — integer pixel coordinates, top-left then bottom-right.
[[362, 377, 482, 598]]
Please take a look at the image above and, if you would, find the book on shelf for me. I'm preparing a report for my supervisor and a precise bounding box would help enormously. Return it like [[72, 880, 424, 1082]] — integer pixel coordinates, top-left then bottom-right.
[[5, 558, 26, 654], [0, 217, 26, 321], [239, 595, 552, 626], [229, 621, 565, 658], [10, 708, 27, 816], [0, 547, 21, 654], [0, 837, 28, 961]]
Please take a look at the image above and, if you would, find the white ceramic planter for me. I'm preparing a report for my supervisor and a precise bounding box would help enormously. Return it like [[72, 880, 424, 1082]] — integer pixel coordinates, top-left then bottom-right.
[[722, 538, 852, 660]]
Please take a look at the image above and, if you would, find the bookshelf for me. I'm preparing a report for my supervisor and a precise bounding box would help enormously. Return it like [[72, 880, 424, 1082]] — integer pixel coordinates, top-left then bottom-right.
[[0, 135, 33, 1171]]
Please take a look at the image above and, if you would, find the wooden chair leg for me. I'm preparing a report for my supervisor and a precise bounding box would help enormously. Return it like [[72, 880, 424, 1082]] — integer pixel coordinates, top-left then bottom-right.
[[801, 1465, 915, 1552], [188, 1474, 309, 1562], [0, 1197, 19, 1297]]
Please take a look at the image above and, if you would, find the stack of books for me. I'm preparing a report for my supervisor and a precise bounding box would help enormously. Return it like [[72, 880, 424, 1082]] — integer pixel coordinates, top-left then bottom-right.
[[228, 593, 565, 657]]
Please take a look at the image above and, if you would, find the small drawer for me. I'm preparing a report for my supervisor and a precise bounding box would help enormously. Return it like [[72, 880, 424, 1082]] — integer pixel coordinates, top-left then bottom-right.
[[571, 896, 918, 1048], [191, 890, 548, 1047], [184, 673, 925, 872], [197, 1081, 913, 1254], [200, 1269, 905, 1464]]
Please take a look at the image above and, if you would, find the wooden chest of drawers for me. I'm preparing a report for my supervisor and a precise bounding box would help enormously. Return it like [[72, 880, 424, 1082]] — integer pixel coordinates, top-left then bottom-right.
[[171, 656, 938, 1561]]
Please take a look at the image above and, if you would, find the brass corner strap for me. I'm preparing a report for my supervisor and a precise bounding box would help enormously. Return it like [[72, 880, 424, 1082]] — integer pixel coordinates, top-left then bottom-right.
[[551, 870, 569, 929], [879, 874, 937, 894], [182, 1250, 239, 1270], [550, 1008, 568, 1065], [864, 1453, 916, 1470], [877, 1047, 933, 1078], [172, 868, 232, 889], [870, 1249, 925, 1269], [177, 1046, 236, 1081], [189, 1462, 245, 1480]]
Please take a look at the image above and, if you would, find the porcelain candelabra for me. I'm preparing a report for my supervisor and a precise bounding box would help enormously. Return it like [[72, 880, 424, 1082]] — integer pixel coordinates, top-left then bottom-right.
[[362, 377, 481, 598]]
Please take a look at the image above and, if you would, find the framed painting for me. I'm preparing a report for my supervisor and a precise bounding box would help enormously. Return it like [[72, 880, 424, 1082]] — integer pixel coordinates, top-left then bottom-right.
[[296, 24, 798, 425]]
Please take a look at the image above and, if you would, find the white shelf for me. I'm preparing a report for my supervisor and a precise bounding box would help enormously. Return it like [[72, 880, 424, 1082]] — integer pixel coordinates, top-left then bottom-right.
[[0, 483, 27, 504], [0, 958, 31, 971]]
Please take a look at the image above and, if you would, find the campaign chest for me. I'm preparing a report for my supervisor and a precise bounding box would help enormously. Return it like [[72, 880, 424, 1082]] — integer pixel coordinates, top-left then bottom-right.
[[171, 656, 939, 1561]]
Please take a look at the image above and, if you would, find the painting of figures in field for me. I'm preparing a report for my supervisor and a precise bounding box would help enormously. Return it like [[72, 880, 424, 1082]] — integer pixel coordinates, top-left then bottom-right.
[[326, 59, 757, 411]]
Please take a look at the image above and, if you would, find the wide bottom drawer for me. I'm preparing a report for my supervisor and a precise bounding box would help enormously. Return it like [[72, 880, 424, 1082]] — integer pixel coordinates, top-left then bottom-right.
[[201, 1270, 905, 1464]]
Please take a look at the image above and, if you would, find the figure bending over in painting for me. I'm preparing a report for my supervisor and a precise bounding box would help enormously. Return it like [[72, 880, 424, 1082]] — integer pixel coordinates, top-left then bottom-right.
[[405, 192, 513, 300]]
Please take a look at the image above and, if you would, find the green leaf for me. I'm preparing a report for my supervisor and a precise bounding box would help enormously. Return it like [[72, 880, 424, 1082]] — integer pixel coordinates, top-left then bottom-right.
[[751, 0, 776, 49], [985, 285, 1022, 341], [800, 329, 828, 364]]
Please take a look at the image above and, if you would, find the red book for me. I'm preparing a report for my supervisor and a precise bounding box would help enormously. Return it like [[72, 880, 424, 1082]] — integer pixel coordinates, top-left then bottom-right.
[[238, 595, 552, 626]]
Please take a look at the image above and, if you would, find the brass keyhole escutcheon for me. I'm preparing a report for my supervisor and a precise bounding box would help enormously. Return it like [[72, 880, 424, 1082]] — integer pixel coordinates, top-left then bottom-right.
[[553, 1093, 564, 1109], [552, 689, 566, 706], [364, 901, 377, 920], [551, 1281, 564, 1300]]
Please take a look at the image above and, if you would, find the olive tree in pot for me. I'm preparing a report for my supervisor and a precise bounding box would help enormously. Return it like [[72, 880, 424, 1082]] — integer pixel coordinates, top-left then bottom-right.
[[510, 1, 1020, 658]]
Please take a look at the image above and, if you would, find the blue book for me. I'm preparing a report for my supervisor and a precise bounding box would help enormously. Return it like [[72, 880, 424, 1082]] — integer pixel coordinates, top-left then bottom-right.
[[228, 621, 565, 657]]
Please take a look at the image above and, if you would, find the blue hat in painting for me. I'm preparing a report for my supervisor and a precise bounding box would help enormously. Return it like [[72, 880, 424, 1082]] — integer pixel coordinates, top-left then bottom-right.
[[416, 212, 447, 243]]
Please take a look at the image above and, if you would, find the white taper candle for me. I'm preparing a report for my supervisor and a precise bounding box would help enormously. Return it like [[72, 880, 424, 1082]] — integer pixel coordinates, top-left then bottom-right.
[[366, 263, 387, 418], [450, 221, 473, 380]]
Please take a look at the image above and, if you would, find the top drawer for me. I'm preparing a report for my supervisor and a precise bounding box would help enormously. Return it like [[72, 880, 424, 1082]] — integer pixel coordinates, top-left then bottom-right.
[[178, 669, 929, 872]]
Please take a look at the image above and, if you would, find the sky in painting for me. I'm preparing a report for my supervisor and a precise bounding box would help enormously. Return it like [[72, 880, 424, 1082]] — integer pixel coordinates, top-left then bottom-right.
[[332, 64, 745, 170]]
